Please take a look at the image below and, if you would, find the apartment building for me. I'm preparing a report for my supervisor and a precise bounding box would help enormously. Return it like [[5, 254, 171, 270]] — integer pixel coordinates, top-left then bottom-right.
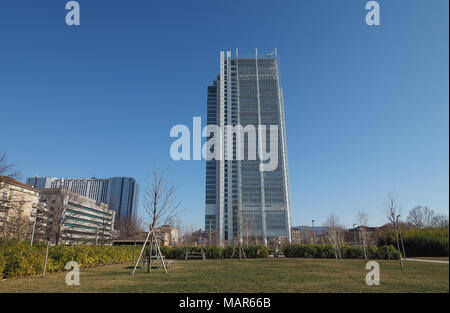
[[0, 176, 40, 239], [37, 188, 115, 245], [27, 176, 139, 226]]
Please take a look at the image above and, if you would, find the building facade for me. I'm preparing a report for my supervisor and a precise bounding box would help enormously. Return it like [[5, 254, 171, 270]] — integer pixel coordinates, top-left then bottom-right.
[[0, 176, 40, 239], [155, 225, 179, 246], [27, 176, 139, 226], [205, 50, 292, 246], [291, 227, 303, 244], [38, 188, 115, 244]]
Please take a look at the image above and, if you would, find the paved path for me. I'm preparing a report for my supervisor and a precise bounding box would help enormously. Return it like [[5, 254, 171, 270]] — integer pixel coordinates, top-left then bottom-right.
[[405, 258, 449, 264]]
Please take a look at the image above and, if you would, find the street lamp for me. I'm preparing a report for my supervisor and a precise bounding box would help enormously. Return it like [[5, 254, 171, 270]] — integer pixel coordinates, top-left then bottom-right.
[[353, 223, 358, 246], [312, 220, 316, 245]]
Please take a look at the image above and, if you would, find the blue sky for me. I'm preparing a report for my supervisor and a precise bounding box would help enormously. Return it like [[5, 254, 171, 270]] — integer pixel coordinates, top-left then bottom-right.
[[0, 0, 448, 229]]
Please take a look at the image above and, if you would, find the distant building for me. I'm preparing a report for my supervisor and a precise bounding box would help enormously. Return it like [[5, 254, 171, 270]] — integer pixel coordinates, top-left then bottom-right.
[[0, 176, 40, 239], [38, 188, 115, 245], [290, 226, 328, 244], [290, 227, 303, 244], [155, 225, 179, 246], [27, 176, 139, 226], [343, 226, 379, 246], [190, 229, 211, 246]]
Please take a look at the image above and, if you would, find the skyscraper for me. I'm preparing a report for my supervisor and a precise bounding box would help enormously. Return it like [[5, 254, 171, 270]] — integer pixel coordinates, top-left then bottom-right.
[[205, 49, 291, 246], [26, 176, 139, 226]]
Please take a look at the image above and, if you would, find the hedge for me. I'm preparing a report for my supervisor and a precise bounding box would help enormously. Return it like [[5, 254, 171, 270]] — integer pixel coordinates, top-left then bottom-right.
[[0, 239, 135, 279], [377, 227, 449, 257], [283, 244, 399, 260], [158, 244, 268, 260]]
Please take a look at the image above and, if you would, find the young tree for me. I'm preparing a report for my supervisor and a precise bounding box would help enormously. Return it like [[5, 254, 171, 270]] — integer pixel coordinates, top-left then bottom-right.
[[356, 209, 369, 260], [135, 170, 181, 273], [324, 214, 345, 259], [40, 188, 81, 277], [383, 190, 404, 269], [144, 171, 181, 229], [241, 209, 254, 247]]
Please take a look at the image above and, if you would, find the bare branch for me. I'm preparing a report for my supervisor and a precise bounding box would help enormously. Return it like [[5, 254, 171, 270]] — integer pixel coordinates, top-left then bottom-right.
[[143, 170, 182, 230], [0, 152, 21, 179]]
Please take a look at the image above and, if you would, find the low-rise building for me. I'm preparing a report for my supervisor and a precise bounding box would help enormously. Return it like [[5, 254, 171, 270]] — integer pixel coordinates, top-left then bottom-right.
[[190, 229, 210, 246], [343, 226, 379, 246], [38, 188, 115, 245], [155, 224, 179, 246], [0, 176, 40, 240]]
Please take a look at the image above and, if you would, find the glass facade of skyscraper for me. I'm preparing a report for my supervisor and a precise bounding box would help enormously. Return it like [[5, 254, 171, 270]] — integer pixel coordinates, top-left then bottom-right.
[[205, 50, 291, 246]]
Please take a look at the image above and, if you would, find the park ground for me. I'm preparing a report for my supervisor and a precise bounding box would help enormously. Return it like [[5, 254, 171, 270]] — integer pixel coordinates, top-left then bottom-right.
[[0, 258, 448, 293]]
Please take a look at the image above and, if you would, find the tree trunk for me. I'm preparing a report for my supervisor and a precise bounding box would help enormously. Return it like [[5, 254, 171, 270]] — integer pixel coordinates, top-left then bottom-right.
[[393, 223, 404, 270], [133, 239, 137, 264], [42, 240, 50, 277], [147, 235, 153, 273]]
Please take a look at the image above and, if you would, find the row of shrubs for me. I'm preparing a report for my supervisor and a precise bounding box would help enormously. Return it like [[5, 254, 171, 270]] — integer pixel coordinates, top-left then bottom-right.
[[158, 244, 399, 260], [157, 244, 269, 259], [0, 240, 135, 279], [377, 227, 449, 257], [282, 244, 400, 260]]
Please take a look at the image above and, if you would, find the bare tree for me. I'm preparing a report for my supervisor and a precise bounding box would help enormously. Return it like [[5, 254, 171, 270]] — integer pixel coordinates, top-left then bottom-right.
[[0, 199, 33, 253], [95, 212, 114, 246], [117, 215, 143, 239], [0, 154, 33, 250], [407, 206, 435, 229], [40, 188, 81, 246], [144, 171, 181, 229], [40, 188, 81, 277], [323, 214, 345, 259], [241, 209, 254, 247], [0, 153, 22, 246], [356, 210, 369, 260], [0, 152, 21, 179], [301, 226, 313, 244], [116, 215, 144, 264], [383, 190, 404, 269], [431, 214, 449, 229], [179, 224, 196, 246], [141, 171, 181, 272]]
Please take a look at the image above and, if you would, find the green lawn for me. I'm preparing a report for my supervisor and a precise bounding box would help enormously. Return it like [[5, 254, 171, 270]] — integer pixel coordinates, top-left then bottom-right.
[[0, 258, 448, 293], [408, 257, 449, 261]]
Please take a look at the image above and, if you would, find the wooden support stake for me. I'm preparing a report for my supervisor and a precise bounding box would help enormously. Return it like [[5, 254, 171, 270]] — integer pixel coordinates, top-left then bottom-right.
[[131, 230, 151, 275]]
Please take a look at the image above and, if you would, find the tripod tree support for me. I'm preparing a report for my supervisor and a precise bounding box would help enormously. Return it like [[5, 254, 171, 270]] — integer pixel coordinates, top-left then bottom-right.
[[131, 225, 168, 275]]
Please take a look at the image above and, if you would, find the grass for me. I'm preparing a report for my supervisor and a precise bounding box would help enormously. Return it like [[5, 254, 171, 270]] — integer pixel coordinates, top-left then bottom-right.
[[0, 258, 448, 293], [408, 256, 449, 261]]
